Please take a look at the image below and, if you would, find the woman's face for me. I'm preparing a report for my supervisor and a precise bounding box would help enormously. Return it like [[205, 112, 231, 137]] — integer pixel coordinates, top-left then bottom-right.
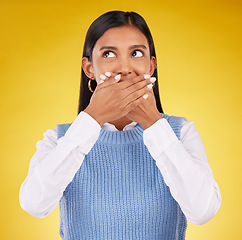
[[83, 25, 156, 84]]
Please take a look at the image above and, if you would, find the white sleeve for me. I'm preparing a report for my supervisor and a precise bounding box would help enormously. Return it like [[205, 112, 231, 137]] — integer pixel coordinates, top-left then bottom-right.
[[19, 111, 101, 219], [143, 118, 222, 225]]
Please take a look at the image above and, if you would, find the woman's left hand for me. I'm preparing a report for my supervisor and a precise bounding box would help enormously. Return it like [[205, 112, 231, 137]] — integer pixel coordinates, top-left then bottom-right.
[[124, 75, 163, 129]]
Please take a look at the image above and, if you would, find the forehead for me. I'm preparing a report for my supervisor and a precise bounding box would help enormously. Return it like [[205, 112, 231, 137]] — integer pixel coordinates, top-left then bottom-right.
[[94, 25, 149, 49]]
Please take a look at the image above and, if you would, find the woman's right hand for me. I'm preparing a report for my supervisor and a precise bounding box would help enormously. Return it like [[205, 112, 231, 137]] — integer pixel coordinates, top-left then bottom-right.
[[83, 72, 156, 126]]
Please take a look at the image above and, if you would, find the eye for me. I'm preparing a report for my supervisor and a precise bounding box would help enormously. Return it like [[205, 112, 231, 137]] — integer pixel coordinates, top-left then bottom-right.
[[103, 51, 116, 58], [132, 50, 143, 57]]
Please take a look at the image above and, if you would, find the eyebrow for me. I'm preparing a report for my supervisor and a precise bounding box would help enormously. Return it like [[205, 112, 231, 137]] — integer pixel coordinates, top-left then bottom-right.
[[99, 45, 147, 51]]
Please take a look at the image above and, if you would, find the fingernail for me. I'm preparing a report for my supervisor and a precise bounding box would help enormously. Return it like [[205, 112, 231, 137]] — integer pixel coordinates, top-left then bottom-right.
[[143, 94, 148, 99], [144, 74, 150, 79], [105, 72, 111, 77], [150, 77, 156, 83], [99, 80, 104, 84], [147, 83, 153, 89], [115, 74, 121, 80], [100, 74, 106, 80]]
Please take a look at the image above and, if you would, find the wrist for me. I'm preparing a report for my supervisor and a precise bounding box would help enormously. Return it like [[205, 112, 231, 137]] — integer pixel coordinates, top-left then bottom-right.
[[83, 107, 104, 127], [140, 112, 163, 130]]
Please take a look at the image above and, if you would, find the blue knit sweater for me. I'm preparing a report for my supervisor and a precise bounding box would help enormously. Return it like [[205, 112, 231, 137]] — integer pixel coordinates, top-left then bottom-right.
[[56, 113, 187, 239]]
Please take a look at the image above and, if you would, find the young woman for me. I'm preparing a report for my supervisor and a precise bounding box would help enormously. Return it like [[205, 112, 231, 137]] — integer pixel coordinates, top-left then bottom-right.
[[19, 11, 221, 239]]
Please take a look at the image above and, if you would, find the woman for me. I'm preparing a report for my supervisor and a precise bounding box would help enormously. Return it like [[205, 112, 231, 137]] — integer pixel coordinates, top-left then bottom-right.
[[19, 11, 221, 239]]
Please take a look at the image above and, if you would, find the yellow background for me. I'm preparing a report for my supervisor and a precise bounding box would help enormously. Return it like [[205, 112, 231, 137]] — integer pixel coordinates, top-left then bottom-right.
[[1, 0, 241, 239]]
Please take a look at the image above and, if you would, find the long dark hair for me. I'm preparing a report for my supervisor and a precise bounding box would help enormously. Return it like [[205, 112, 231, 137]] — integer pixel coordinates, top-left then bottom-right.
[[78, 10, 164, 114]]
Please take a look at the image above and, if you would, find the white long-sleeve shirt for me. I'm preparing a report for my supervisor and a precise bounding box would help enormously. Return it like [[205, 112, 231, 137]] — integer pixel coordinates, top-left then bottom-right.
[[19, 111, 221, 225]]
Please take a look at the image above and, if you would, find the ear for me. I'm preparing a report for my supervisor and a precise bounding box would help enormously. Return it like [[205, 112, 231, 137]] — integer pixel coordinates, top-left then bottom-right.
[[82, 57, 95, 79], [149, 56, 157, 76]]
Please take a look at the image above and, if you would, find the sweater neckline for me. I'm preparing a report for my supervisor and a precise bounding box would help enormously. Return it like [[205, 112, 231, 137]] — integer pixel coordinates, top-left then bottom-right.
[[97, 123, 144, 144]]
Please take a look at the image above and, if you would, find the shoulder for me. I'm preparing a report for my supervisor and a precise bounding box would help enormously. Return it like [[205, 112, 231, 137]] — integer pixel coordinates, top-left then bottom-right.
[[160, 114, 201, 143], [161, 112, 187, 121], [35, 126, 58, 150], [160, 112, 188, 127], [35, 121, 74, 151], [54, 123, 72, 140], [40, 127, 58, 141], [161, 113, 197, 132], [36, 121, 73, 149], [157, 113, 188, 140]]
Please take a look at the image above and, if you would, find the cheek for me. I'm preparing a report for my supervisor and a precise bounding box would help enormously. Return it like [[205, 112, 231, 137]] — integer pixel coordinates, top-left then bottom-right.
[[132, 59, 151, 73], [92, 56, 151, 80], [92, 59, 115, 78], [92, 60, 105, 82]]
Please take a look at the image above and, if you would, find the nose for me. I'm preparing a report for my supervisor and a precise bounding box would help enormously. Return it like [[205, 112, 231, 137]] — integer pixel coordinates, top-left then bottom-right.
[[117, 56, 132, 76]]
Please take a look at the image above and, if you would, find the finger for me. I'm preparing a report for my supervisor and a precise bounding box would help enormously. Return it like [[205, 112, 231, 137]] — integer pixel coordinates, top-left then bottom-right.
[[123, 91, 149, 113], [122, 82, 153, 106], [96, 73, 121, 90], [119, 76, 156, 100], [97, 72, 116, 83], [119, 73, 156, 90]]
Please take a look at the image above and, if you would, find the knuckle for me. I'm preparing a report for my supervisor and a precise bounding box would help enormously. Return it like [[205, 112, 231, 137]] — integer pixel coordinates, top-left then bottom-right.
[[129, 77, 136, 84], [144, 85, 149, 92], [143, 88, 148, 95], [138, 75, 145, 82], [137, 81, 145, 90], [129, 85, 137, 93], [132, 92, 139, 99], [127, 103, 134, 110], [131, 102, 136, 108]]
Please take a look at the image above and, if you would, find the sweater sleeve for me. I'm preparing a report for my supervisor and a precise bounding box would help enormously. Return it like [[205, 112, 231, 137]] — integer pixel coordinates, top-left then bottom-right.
[[19, 111, 101, 218], [143, 118, 221, 225]]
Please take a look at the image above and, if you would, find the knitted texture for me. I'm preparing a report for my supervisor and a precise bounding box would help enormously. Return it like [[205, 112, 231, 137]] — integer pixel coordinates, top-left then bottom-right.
[[56, 113, 188, 240]]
